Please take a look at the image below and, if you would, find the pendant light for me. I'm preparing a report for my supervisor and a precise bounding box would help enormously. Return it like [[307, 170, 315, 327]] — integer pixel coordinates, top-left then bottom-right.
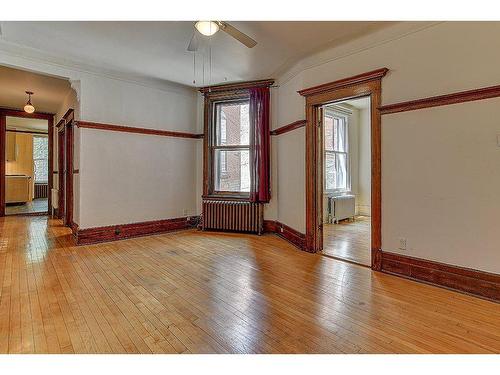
[[24, 91, 35, 113]]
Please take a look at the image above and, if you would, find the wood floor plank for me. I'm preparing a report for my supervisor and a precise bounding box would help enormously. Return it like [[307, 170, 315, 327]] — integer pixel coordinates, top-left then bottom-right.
[[0, 215, 498, 354]]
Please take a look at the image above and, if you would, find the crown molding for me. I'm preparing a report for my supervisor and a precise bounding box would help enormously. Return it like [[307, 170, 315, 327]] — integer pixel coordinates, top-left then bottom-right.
[[0, 39, 196, 98]]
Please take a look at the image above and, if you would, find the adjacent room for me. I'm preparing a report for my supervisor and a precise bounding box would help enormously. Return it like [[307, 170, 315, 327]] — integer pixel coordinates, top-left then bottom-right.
[[5, 115, 49, 215], [322, 96, 371, 266]]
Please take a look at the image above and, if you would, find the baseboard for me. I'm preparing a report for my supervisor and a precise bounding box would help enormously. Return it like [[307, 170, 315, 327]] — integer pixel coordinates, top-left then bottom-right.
[[381, 252, 500, 302], [264, 220, 306, 250], [76, 216, 200, 245], [70, 221, 79, 236]]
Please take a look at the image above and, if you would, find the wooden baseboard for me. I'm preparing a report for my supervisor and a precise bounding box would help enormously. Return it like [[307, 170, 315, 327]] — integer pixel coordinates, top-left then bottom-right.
[[381, 252, 500, 302], [76, 216, 200, 245], [264, 220, 307, 251]]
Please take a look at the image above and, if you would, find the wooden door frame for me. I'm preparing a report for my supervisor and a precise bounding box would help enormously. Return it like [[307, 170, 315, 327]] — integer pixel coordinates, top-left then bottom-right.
[[56, 110, 75, 226], [298, 68, 388, 270], [57, 122, 66, 220], [0, 108, 54, 217]]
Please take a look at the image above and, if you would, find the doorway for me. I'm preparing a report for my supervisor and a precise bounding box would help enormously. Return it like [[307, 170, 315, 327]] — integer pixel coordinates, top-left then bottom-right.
[[0, 109, 54, 216], [321, 96, 371, 266], [299, 68, 387, 270]]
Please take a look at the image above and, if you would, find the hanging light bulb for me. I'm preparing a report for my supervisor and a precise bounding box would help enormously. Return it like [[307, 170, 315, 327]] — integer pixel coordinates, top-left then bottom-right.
[[195, 21, 219, 36], [24, 91, 35, 113]]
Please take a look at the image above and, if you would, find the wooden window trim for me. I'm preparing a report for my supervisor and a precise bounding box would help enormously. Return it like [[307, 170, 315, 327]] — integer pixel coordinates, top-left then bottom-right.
[[203, 92, 252, 200]]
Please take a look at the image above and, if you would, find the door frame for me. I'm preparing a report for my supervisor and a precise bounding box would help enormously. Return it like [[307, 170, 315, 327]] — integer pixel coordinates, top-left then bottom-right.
[[0, 108, 54, 217], [56, 110, 75, 226], [298, 68, 388, 270]]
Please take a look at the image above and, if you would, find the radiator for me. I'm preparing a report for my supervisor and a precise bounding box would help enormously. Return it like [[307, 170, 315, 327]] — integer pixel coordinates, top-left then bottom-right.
[[327, 195, 355, 224], [34, 183, 49, 199], [202, 200, 263, 234]]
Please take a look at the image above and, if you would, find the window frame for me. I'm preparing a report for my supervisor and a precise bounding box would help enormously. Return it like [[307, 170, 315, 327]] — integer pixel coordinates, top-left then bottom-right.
[[324, 109, 351, 194], [205, 92, 252, 199]]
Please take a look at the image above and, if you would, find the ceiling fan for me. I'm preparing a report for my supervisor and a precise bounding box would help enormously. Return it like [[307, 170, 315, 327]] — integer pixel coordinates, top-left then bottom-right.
[[187, 21, 257, 52]]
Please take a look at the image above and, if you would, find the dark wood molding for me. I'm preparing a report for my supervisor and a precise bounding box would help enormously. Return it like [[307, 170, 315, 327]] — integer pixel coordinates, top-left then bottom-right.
[[298, 68, 389, 97], [6, 129, 48, 135], [379, 84, 500, 115], [56, 119, 65, 128], [0, 107, 54, 120], [75, 216, 200, 245], [270, 120, 307, 136], [264, 220, 306, 251], [199, 79, 274, 94], [381, 252, 500, 302], [0, 113, 5, 216], [70, 221, 79, 236], [76, 121, 203, 139], [0, 108, 54, 217], [303, 70, 385, 271]]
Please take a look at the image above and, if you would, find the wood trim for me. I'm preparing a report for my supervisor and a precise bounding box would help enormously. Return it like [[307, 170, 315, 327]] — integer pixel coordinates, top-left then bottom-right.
[[379, 84, 500, 115], [76, 216, 200, 245], [6, 129, 48, 135], [303, 70, 385, 271], [0, 113, 5, 216], [270, 120, 307, 136], [65, 119, 74, 226], [0, 107, 54, 120], [57, 126, 65, 220], [77, 121, 204, 139], [298, 68, 389, 97], [56, 119, 65, 128], [199, 79, 274, 94], [202, 91, 250, 197], [381, 252, 500, 302], [263, 220, 306, 251]]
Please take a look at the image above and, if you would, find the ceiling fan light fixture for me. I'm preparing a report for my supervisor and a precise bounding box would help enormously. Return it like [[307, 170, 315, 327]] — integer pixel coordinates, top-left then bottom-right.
[[195, 21, 219, 36], [24, 91, 35, 114]]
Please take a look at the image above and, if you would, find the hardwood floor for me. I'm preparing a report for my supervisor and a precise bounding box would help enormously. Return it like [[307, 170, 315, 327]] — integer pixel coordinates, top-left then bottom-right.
[[0, 215, 499, 354], [322, 216, 371, 266]]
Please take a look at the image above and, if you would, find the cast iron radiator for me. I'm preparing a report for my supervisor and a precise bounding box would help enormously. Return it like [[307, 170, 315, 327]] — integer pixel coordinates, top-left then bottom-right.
[[34, 182, 49, 199], [202, 200, 263, 234]]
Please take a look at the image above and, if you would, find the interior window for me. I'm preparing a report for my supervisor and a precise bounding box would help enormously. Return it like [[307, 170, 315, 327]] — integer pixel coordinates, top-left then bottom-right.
[[33, 135, 49, 183], [212, 100, 251, 194], [324, 112, 349, 192]]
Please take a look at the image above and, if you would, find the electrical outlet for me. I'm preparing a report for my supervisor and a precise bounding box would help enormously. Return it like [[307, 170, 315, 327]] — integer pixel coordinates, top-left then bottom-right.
[[399, 238, 407, 251], [280, 226, 284, 233]]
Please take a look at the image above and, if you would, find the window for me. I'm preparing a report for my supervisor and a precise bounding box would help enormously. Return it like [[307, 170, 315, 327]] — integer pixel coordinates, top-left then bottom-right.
[[33, 135, 49, 183], [324, 111, 349, 192], [212, 100, 251, 194]]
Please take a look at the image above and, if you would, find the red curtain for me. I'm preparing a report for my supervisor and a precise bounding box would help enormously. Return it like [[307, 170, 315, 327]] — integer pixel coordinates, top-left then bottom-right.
[[249, 87, 271, 203]]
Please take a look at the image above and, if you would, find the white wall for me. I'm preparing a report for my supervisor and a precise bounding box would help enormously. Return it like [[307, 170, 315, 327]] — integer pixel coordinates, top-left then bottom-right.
[[274, 21, 500, 274], [77, 75, 198, 229]]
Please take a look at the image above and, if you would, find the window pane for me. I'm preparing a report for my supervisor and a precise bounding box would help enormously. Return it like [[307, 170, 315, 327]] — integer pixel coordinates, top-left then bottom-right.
[[33, 136, 48, 182], [333, 117, 347, 152], [214, 149, 250, 192], [336, 153, 348, 190], [324, 116, 334, 151], [216, 101, 249, 146], [325, 152, 336, 190]]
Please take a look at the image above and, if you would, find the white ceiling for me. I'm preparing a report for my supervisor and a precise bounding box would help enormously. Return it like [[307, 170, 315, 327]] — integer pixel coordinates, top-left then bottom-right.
[[0, 65, 71, 113], [0, 21, 395, 87], [6, 116, 48, 133]]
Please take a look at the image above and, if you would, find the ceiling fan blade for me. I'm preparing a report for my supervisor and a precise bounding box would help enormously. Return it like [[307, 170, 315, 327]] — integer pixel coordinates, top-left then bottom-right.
[[187, 32, 199, 52], [219, 22, 257, 48]]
